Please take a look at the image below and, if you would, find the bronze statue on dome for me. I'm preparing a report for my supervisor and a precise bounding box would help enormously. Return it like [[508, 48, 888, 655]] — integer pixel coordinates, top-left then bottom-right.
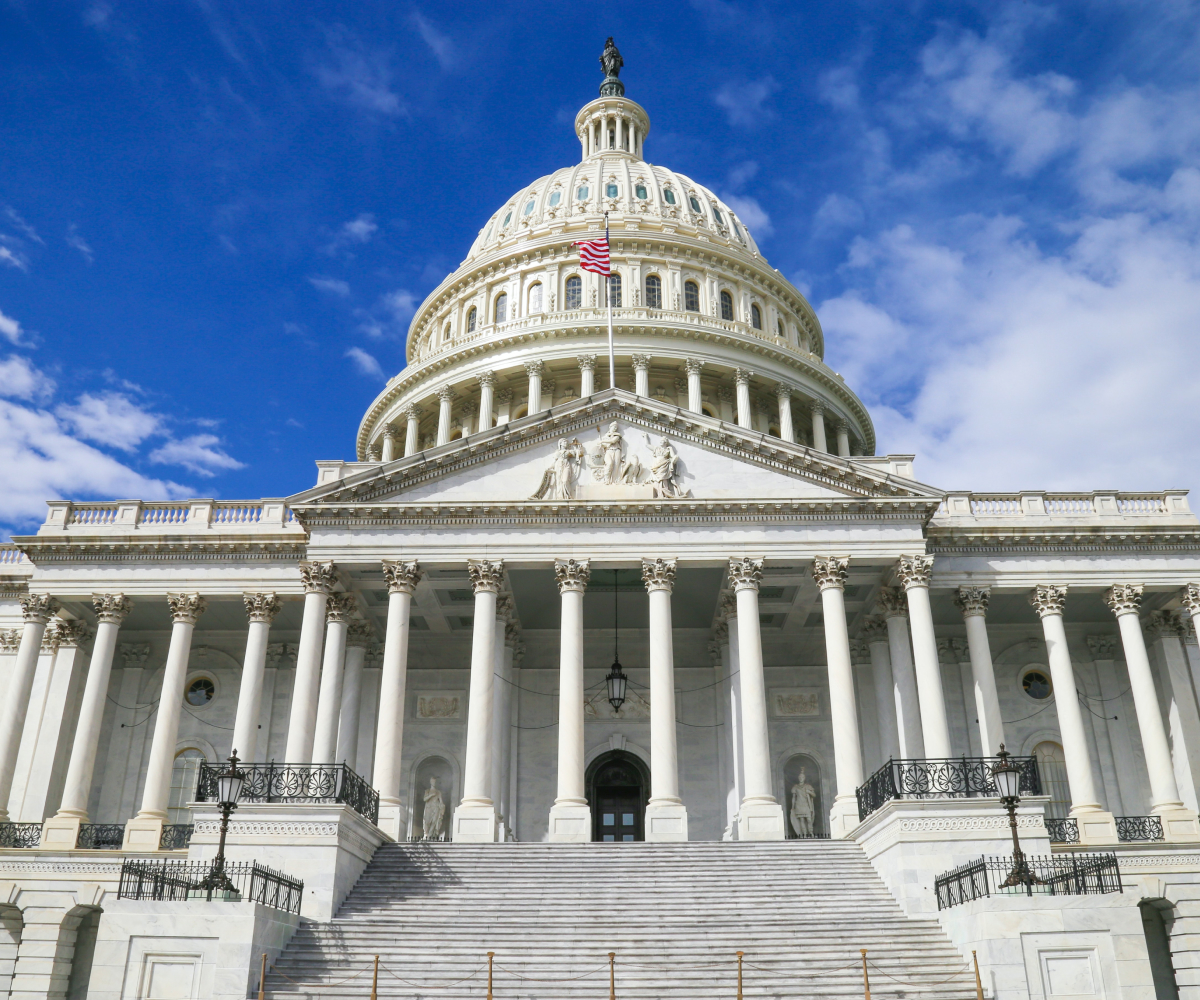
[[599, 37, 625, 97]]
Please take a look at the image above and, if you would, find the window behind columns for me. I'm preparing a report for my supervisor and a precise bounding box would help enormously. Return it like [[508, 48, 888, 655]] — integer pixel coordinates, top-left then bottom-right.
[[720, 290, 734, 321], [494, 292, 507, 324], [565, 275, 582, 310], [606, 273, 622, 307], [645, 274, 662, 309], [168, 748, 206, 826], [528, 283, 542, 313], [1034, 741, 1070, 820], [684, 280, 700, 312], [466, 307, 477, 332], [751, 304, 762, 329]]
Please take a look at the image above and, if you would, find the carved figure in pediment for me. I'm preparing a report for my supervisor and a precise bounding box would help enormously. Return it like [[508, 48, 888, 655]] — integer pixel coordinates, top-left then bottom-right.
[[593, 422, 642, 484], [530, 437, 586, 500], [789, 768, 817, 838], [422, 777, 446, 840], [647, 437, 690, 499]]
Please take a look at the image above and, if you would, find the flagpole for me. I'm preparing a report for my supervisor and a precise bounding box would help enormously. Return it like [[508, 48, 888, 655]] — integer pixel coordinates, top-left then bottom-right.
[[605, 211, 615, 390]]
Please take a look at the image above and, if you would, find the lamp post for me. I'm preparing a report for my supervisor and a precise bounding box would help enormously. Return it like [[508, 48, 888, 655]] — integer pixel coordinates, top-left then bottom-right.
[[194, 750, 246, 896], [992, 744, 1041, 888]]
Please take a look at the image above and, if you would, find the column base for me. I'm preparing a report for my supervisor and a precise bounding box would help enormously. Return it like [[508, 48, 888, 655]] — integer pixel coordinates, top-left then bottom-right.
[[375, 799, 406, 842], [737, 800, 785, 841], [1154, 806, 1200, 843], [1070, 808, 1119, 846], [452, 802, 498, 843], [548, 802, 592, 843], [39, 815, 82, 850], [645, 800, 689, 842], [828, 795, 863, 840], [122, 815, 165, 852]]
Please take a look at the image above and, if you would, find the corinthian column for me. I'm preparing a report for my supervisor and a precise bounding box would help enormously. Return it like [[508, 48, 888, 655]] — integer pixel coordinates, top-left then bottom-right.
[[810, 400, 828, 452], [491, 598, 514, 840], [312, 593, 357, 765], [525, 360, 544, 415], [578, 355, 597, 397], [733, 369, 753, 428], [861, 616, 899, 764], [230, 594, 281, 764], [374, 560, 421, 839], [775, 384, 795, 443], [814, 556, 863, 837], [42, 595, 131, 844], [954, 587, 1005, 755], [285, 561, 336, 762], [0, 595, 59, 822], [685, 359, 703, 412], [453, 559, 503, 842], [124, 594, 206, 850], [729, 557, 785, 840], [380, 426, 396, 463], [631, 355, 651, 397], [337, 620, 373, 770], [477, 372, 496, 432], [549, 559, 591, 842], [878, 587, 924, 758], [643, 558, 688, 841], [896, 555, 952, 758], [1030, 585, 1117, 844], [436, 386, 455, 446], [403, 405, 422, 457]]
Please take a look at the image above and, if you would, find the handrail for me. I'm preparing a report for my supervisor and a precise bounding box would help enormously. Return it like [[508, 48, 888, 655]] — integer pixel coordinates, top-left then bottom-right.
[[195, 761, 380, 825], [856, 756, 1042, 822], [936, 853, 1121, 909]]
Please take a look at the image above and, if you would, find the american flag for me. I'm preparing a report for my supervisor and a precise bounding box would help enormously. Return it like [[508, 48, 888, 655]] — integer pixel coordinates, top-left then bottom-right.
[[575, 235, 610, 276]]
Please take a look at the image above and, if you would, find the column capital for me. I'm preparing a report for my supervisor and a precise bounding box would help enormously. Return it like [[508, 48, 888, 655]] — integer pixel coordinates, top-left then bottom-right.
[[504, 619, 522, 648], [876, 585, 907, 618], [938, 636, 969, 661], [495, 388, 514, 403], [120, 642, 151, 667], [859, 615, 888, 641], [460, 400, 478, 417], [477, 370, 496, 388], [554, 558, 591, 593], [346, 618, 375, 648], [524, 359, 545, 378], [812, 555, 849, 592], [630, 354, 651, 372], [167, 593, 206, 625], [92, 594, 133, 625], [1103, 583, 1143, 618], [711, 620, 729, 646], [20, 594, 59, 624], [642, 557, 677, 593], [436, 385, 457, 402], [810, 399, 825, 414], [1086, 634, 1120, 659], [1182, 583, 1200, 617], [684, 358, 704, 375], [837, 418, 850, 433], [51, 620, 90, 647], [326, 592, 358, 623], [850, 640, 871, 664], [468, 559, 505, 594], [299, 560, 337, 595], [896, 554, 934, 590], [733, 367, 753, 386], [382, 559, 422, 595], [382, 426, 396, 442], [1030, 584, 1068, 618], [954, 586, 990, 618], [576, 354, 597, 371], [728, 556, 764, 592], [0, 631, 19, 653], [718, 592, 737, 621], [1144, 610, 1186, 642], [495, 594, 516, 622], [774, 382, 792, 399], [403, 404, 422, 420], [243, 593, 281, 624]]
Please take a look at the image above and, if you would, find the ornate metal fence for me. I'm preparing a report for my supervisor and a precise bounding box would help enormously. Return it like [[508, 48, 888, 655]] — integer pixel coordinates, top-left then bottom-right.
[[77, 824, 125, 849], [118, 859, 303, 913], [195, 762, 379, 825], [936, 853, 1122, 910], [0, 823, 43, 848], [856, 756, 1042, 821], [1116, 816, 1164, 842], [1045, 818, 1080, 844], [159, 824, 194, 850]]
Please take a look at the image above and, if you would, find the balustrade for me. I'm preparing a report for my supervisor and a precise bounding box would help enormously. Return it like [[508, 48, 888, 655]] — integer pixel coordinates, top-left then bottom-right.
[[856, 756, 1041, 821]]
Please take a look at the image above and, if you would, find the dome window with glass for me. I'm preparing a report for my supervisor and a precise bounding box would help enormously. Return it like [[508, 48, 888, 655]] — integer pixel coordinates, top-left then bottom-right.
[[751, 304, 762, 329], [635, 184, 647, 199], [524, 200, 536, 215], [549, 191, 562, 207], [502, 210, 512, 227], [466, 307, 477, 332], [689, 195, 702, 212], [606, 183, 619, 198], [577, 186, 589, 200], [645, 274, 662, 309], [663, 188, 676, 205], [494, 293, 507, 323], [685, 281, 700, 312], [566, 275, 582, 310], [720, 290, 734, 321]]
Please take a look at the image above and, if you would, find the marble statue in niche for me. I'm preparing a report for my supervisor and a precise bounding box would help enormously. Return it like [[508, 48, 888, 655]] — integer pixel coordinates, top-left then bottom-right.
[[422, 777, 446, 840], [789, 768, 817, 838]]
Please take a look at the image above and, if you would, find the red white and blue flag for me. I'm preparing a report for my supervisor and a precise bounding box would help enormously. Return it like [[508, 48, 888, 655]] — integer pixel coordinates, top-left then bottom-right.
[[575, 234, 610, 276]]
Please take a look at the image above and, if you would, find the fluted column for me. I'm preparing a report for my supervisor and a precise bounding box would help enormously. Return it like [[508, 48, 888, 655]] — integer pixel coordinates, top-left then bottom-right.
[[896, 555, 952, 758], [380, 427, 396, 463], [578, 355, 596, 397], [124, 594, 206, 850], [1030, 585, 1117, 844], [232, 593, 281, 763], [954, 587, 1005, 755], [453, 559, 503, 841], [861, 616, 900, 763], [836, 420, 851, 457], [44, 596, 130, 839], [477, 372, 496, 431], [685, 359, 703, 412], [312, 593, 357, 765], [0, 595, 59, 822], [643, 558, 689, 841], [491, 599, 514, 840], [631, 355, 651, 397], [525, 360, 544, 415], [810, 401, 828, 452], [549, 559, 591, 842], [436, 386, 455, 446], [775, 385, 795, 443], [337, 621, 372, 770], [878, 587, 924, 758], [814, 557, 863, 837], [403, 405, 421, 456], [1106, 585, 1200, 840], [729, 557, 785, 840], [374, 560, 421, 839], [284, 561, 336, 762], [733, 369, 753, 428]]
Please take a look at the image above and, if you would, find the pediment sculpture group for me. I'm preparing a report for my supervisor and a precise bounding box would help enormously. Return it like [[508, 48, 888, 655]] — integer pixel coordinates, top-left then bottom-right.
[[531, 421, 691, 501]]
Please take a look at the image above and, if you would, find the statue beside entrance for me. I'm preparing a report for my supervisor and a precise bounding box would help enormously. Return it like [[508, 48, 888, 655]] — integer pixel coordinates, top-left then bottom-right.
[[422, 776, 446, 840], [789, 768, 817, 838]]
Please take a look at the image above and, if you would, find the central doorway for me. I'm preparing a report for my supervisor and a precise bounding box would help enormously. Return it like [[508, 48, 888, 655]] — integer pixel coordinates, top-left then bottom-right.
[[586, 750, 649, 842]]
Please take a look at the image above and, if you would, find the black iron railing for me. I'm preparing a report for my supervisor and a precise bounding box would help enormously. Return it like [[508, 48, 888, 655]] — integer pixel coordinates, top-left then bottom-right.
[[77, 824, 125, 850], [936, 853, 1121, 910], [195, 762, 379, 825], [1116, 815, 1164, 842], [1045, 818, 1080, 844], [159, 824, 194, 850], [856, 756, 1042, 821], [0, 823, 42, 848], [117, 859, 303, 914]]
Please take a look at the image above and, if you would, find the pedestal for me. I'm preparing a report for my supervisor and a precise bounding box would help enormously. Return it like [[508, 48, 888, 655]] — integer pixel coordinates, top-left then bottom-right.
[[1072, 808, 1119, 846], [452, 803, 498, 843], [737, 800, 785, 841], [376, 800, 405, 842], [1156, 806, 1200, 842], [122, 815, 164, 852], [547, 802, 591, 843], [828, 794, 862, 840], [38, 815, 81, 850], [645, 801, 689, 842]]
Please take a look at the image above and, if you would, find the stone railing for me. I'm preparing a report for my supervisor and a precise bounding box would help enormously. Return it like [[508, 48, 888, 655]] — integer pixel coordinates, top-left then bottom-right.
[[934, 491, 1191, 522], [0, 545, 30, 565], [40, 500, 303, 534]]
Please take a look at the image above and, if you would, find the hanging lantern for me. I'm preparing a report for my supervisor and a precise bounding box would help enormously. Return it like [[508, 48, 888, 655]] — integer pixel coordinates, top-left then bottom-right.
[[606, 658, 627, 711]]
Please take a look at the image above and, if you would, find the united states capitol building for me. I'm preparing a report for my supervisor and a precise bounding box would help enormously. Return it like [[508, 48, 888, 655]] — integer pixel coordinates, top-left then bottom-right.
[[2, 41, 1199, 1000]]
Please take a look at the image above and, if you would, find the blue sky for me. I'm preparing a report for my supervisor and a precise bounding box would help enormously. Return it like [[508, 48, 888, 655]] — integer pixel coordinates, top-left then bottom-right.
[[2, 1, 1199, 538]]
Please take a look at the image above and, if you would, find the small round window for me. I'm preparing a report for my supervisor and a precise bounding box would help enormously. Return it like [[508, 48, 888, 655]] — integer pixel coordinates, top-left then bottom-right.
[[635, 184, 647, 199], [523, 200, 535, 215], [577, 186, 589, 200], [663, 189, 676, 205], [549, 191, 562, 207], [1022, 670, 1052, 700], [186, 678, 215, 706], [502, 210, 512, 227]]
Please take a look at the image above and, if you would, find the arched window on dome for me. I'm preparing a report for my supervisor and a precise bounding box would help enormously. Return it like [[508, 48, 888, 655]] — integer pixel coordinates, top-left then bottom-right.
[[712, 204, 724, 224], [645, 274, 662, 310], [494, 292, 507, 324], [528, 283, 543, 314], [684, 281, 700, 313], [720, 290, 734, 321], [502, 210, 512, 228], [689, 195, 702, 213], [443, 322, 451, 343], [549, 191, 562, 207], [606, 273, 621, 308], [565, 275, 582, 311], [777, 318, 785, 338], [466, 307, 477, 333], [663, 188, 676, 205], [635, 184, 647, 200], [577, 186, 589, 201], [523, 199, 536, 216], [606, 182, 619, 198], [751, 304, 762, 330]]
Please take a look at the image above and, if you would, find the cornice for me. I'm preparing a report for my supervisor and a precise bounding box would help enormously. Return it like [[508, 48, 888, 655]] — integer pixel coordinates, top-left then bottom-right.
[[11, 535, 309, 565], [927, 525, 1200, 555]]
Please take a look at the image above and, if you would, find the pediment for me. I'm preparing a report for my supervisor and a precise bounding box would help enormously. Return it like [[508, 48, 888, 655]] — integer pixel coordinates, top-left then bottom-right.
[[291, 390, 942, 509]]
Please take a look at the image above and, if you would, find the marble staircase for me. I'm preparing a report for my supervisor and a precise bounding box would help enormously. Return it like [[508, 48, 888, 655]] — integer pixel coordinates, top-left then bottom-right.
[[265, 840, 977, 999]]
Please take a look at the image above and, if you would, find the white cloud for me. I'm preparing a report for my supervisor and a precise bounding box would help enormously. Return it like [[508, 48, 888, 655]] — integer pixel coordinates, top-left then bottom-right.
[[0, 308, 27, 345], [722, 194, 773, 239], [315, 28, 404, 116], [381, 289, 416, 324], [813, 193, 864, 234], [309, 275, 351, 296], [149, 434, 245, 477], [0, 356, 55, 402], [324, 213, 377, 254], [5, 208, 42, 245], [65, 224, 94, 264], [56, 391, 162, 451], [0, 245, 28, 271], [713, 77, 779, 128], [346, 346, 384, 378], [411, 11, 455, 70]]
